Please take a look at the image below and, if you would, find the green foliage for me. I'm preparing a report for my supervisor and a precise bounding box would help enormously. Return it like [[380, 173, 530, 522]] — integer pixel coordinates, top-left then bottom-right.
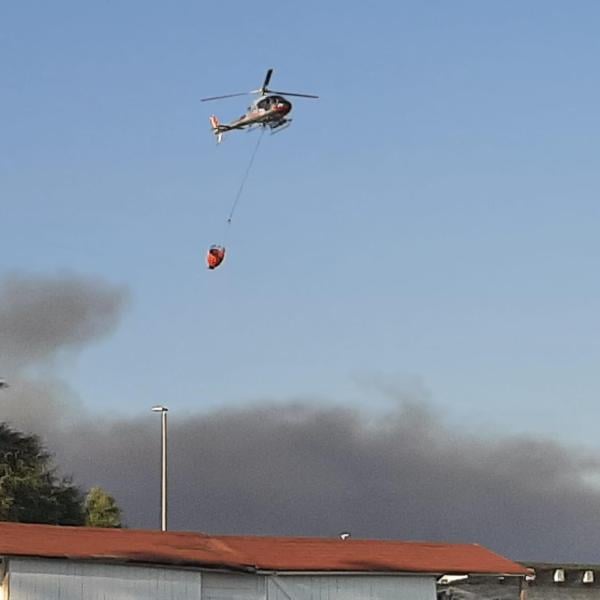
[[84, 486, 122, 528], [0, 423, 84, 525]]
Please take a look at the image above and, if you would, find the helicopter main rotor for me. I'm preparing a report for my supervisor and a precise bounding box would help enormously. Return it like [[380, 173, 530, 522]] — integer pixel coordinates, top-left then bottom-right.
[[201, 68, 319, 102]]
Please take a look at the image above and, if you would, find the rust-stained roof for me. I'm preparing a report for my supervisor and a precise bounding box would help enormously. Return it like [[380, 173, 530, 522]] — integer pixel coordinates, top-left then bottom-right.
[[0, 522, 529, 576]]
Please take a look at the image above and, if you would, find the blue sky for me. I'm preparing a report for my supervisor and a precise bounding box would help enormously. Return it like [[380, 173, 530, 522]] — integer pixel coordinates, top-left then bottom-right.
[[3, 2, 600, 444]]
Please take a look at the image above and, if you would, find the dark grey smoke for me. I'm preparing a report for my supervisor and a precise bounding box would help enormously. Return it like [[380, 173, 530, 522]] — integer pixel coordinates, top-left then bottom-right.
[[2, 273, 600, 563], [45, 401, 600, 564], [0, 273, 128, 370]]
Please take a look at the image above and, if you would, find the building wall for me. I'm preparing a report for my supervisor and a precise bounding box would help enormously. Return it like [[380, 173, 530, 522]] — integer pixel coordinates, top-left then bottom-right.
[[266, 574, 434, 600], [204, 573, 434, 600], [437, 576, 522, 600], [437, 570, 600, 600], [203, 572, 266, 600], [8, 559, 201, 600], [7, 559, 436, 600], [525, 565, 600, 599], [527, 588, 600, 600]]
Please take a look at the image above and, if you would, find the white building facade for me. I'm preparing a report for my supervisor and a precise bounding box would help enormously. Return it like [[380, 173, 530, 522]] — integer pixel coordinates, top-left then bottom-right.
[[4, 559, 434, 600]]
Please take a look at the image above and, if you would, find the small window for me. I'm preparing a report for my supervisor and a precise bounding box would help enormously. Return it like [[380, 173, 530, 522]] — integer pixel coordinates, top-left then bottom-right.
[[553, 569, 565, 583]]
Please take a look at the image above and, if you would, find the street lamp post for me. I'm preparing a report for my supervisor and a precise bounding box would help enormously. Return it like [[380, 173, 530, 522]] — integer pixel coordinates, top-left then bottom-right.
[[151, 405, 168, 532]]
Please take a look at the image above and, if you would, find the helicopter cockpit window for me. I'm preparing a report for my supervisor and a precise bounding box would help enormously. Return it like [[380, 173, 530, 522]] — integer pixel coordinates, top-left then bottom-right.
[[257, 97, 273, 110]]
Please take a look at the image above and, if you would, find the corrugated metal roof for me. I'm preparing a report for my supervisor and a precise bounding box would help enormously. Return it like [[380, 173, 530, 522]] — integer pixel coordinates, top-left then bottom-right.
[[0, 522, 529, 576]]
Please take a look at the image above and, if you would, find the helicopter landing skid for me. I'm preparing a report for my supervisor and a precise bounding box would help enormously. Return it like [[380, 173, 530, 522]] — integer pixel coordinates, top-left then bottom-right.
[[268, 119, 292, 134]]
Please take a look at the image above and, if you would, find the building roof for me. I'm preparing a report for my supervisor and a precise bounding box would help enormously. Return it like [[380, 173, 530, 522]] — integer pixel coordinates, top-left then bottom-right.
[[0, 522, 529, 576]]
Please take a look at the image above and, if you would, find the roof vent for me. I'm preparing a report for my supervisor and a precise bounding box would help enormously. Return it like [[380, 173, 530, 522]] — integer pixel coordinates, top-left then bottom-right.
[[583, 570, 594, 584], [553, 569, 565, 583]]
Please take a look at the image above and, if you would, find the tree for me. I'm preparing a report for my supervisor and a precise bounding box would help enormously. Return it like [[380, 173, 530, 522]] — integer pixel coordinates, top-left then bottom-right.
[[84, 486, 122, 528], [0, 423, 85, 525]]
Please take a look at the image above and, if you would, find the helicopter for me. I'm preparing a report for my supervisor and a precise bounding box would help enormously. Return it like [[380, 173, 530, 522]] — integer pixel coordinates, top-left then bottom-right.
[[201, 69, 318, 143]]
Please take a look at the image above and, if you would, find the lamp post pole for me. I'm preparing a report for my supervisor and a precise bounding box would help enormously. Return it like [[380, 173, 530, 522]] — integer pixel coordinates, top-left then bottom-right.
[[151, 405, 168, 532]]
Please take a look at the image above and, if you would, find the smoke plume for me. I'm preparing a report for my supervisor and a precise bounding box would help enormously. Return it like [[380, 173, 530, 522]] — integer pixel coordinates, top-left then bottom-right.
[[1, 273, 600, 563], [57, 401, 600, 563], [0, 272, 127, 370]]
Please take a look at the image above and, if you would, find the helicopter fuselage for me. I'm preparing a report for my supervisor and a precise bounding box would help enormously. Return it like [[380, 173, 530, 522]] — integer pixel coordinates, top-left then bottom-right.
[[221, 95, 292, 131], [203, 69, 318, 142]]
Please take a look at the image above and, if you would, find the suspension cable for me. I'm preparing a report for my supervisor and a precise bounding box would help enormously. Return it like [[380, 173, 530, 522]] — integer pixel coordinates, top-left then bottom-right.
[[225, 128, 265, 228]]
